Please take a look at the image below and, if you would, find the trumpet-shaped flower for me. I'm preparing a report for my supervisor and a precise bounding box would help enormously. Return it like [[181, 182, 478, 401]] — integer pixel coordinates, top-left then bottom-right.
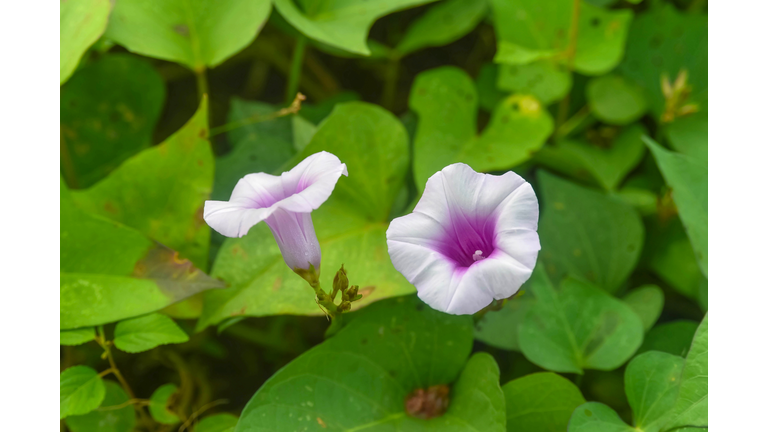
[[386, 163, 540, 315], [204, 151, 347, 272]]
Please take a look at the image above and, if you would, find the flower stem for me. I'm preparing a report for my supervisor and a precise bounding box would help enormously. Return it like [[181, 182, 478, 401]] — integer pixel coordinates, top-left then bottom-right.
[[286, 34, 307, 104], [195, 67, 209, 100]]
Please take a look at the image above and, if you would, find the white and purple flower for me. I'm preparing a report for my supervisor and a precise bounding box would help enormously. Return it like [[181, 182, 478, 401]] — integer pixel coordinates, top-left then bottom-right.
[[203, 151, 347, 273], [386, 163, 540, 315]]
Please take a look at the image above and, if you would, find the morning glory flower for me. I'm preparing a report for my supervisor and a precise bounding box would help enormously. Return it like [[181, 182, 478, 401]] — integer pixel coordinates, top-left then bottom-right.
[[204, 151, 347, 273], [386, 163, 540, 315]]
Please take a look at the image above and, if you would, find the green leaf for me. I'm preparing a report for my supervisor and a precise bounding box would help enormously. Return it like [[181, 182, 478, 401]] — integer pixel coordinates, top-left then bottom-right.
[[568, 402, 636, 432], [646, 138, 708, 277], [61, 179, 225, 329], [273, 0, 435, 56], [395, 0, 488, 57], [61, 328, 95, 346], [61, 54, 166, 189], [113, 313, 190, 353], [237, 295, 505, 431], [638, 320, 699, 357], [619, 4, 707, 118], [587, 74, 647, 125], [491, 0, 632, 75], [213, 99, 297, 201], [198, 102, 412, 328], [149, 384, 180, 425], [61, 366, 106, 419], [60, 0, 111, 84], [474, 295, 535, 351], [538, 170, 644, 293], [625, 351, 685, 432], [664, 113, 707, 162], [65, 381, 136, 432], [195, 413, 238, 432], [476, 64, 506, 112], [105, 0, 271, 70], [557, 124, 648, 191], [644, 218, 704, 299], [410, 66, 553, 190], [661, 314, 708, 431], [622, 285, 664, 332], [72, 98, 213, 269], [519, 272, 644, 373], [497, 61, 572, 105], [299, 91, 361, 124], [503, 372, 586, 432]]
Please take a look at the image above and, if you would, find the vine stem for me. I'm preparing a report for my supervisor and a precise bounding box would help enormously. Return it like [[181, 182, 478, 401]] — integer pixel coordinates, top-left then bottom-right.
[[194, 67, 209, 100], [286, 34, 307, 104], [96, 326, 153, 427], [209, 92, 305, 137]]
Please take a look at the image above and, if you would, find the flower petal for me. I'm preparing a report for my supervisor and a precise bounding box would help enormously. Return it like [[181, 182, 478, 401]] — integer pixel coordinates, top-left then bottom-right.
[[275, 151, 348, 213], [203, 200, 275, 238]]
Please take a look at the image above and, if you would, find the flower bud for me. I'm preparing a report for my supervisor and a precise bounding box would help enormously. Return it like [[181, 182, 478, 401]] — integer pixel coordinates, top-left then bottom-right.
[[346, 285, 359, 300], [338, 301, 351, 312], [332, 264, 349, 297]]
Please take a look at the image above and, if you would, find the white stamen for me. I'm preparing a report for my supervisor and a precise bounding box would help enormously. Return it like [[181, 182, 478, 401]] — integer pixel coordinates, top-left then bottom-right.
[[473, 250, 485, 262]]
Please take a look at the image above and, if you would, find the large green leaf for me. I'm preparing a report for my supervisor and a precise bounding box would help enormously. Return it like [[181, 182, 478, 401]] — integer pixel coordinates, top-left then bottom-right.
[[72, 98, 213, 269], [113, 313, 190, 353], [198, 102, 413, 328], [491, 0, 632, 75], [65, 381, 136, 432], [410, 66, 553, 190], [568, 402, 635, 432], [619, 4, 707, 118], [625, 351, 685, 432], [61, 366, 106, 419], [474, 295, 535, 351], [395, 0, 488, 57], [622, 285, 664, 332], [538, 170, 644, 293], [497, 61, 572, 105], [60, 0, 112, 84], [61, 179, 225, 329], [213, 99, 297, 201], [556, 124, 648, 191], [105, 0, 272, 70], [660, 314, 708, 431], [273, 0, 436, 56], [61, 54, 166, 189], [646, 138, 708, 277], [519, 272, 644, 374], [587, 74, 647, 125], [503, 372, 586, 432], [236, 295, 505, 431]]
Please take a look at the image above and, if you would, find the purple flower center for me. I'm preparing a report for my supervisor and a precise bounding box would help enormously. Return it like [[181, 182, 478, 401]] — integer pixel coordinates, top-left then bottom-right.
[[436, 214, 496, 268]]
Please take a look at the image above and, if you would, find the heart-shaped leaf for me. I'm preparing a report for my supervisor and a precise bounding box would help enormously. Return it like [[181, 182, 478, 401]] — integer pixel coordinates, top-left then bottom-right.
[[61, 54, 166, 188], [236, 295, 505, 431], [519, 271, 644, 374], [410, 66, 553, 190], [198, 102, 413, 328], [149, 384, 180, 425], [497, 61, 572, 105], [60, 328, 96, 346], [622, 285, 664, 332], [538, 170, 644, 293], [503, 372, 586, 432], [60, 0, 111, 84], [638, 320, 699, 357], [196, 413, 238, 432], [105, 0, 272, 70], [587, 74, 647, 125]]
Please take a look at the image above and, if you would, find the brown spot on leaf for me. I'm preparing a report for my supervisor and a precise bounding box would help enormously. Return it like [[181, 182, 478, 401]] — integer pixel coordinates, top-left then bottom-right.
[[316, 418, 327, 429], [405, 385, 450, 419], [197, 159, 204, 167], [103, 201, 118, 214], [199, 128, 208, 138], [358, 286, 376, 297], [272, 277, 282, 291], [231, 245, 247, 259], [173, 24, 190, 37]]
